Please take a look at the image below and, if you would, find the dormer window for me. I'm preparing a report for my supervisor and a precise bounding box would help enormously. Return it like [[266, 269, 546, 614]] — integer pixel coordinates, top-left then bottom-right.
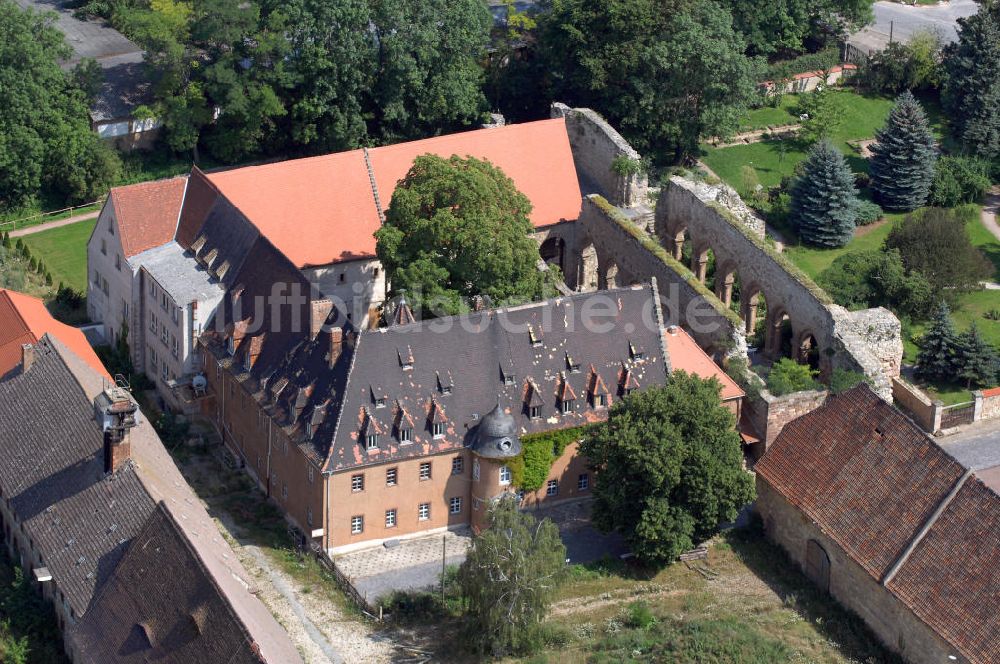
[[366, 434, 379, 450], [226, 336, 235, 356], [399, 428, 412, 443], [503, 370, 515, 386], [629, 341, 646, 361], [375, 397, 386, 408], [594, 393, 607, 408], [566, 352, 581, 373], [529, 405, 541, 419], [437, 371, 453, 395], [528, 325, 542, 347], [561, 399, 575, 414], [398, 346, 414, 370], [432, 422, 445, 439]]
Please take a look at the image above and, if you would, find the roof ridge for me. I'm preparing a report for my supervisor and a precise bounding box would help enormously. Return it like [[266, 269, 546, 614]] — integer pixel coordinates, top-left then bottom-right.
[[323, 330, 363, 472], [362, 147, 386, 224], [882, 468, 973, 587]]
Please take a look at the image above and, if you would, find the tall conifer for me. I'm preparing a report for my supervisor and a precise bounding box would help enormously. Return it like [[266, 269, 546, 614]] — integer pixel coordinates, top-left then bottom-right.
[[916, 301, 960, 382], [869, 91, 937, 211], [789, 140, 858, 247]]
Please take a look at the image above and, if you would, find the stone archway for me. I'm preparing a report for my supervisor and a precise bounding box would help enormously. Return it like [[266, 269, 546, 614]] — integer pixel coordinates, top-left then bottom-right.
[[740, 282, 766, 340], [539, 237, 566, 274], [765, 307, 793, 359], [796, 330, 821, 370], [601, 260, 619, 290], [578, 242, 598, 292], [690, 243, 711, 284], [714, 261, 738, 308]]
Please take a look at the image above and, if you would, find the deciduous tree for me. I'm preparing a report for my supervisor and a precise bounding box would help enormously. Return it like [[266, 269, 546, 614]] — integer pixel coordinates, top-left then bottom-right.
[[581, 372, 755, 567], [375, 155, 560, 317], [458, 495, 566, 657], [869, 92, 937, 211], [789, 140, 858, 247]]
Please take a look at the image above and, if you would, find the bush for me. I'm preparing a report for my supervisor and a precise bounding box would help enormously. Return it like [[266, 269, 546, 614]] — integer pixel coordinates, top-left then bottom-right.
[[930, 156, 992, 207], [854, 200, 882, 225], [384, 590, 447, 624], [818, 249, 933, 318], [766, 358, 820, 396], [829, 368, 870, 394], [626, 601, 657, 630]]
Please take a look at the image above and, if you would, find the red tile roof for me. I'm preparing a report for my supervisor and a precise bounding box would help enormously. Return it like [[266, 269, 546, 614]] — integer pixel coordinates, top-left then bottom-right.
[[366, 118, 582, 232], [759, 386, 1000, 662], [0, 289, 109, 379], [886, 477, 1000, 664], [756, 386, 966, 581], [205, 119, 582, 268], [110, 177, 187, 258], [663, 326, 743, 401]]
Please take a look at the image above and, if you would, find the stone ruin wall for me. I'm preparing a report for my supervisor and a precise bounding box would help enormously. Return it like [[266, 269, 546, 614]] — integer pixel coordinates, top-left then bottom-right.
[[551, 102, 649, 208], [657, 177, 901, 400]]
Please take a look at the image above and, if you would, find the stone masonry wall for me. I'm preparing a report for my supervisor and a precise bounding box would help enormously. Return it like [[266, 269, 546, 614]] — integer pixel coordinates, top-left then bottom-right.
[[551, 103, 648, 208], [578, 195, 746, 357], [746, 389, 828, 452], [756, 480, 965, 664], [978, 387, 1000, 421], [658, 177, 901, 400]]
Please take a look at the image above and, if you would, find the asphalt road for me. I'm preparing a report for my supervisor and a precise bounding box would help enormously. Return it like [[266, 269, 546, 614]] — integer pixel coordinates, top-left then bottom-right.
[[869, 0, 979, 44], [938, 420, 1000, 471]]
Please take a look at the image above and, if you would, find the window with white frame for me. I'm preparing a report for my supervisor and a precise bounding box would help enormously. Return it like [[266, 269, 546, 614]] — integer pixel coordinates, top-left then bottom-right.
[[449, 497, 462, 514], [529, 405, 541, 419], [351, 474, 364, 492], [547, 479, 559, 496], [432, 422, 445, 438], [418, 503, 430, 521], [385, 509, 397, 528], [365, 433, 378, 450], [351, 515, 363, 534], [451, 456, 463, 475], [386, 468, 397, 486], [399, 427, 411, 443], [578, 474, 589, 491], [561, 398, 575, 414], [419, 462, 431, 481], [499, 465, 512, 486]]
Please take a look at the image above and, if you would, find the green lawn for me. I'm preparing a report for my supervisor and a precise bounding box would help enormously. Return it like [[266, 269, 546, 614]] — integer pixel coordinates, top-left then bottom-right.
[[22, 219, 96, 294], [738, 95, 802, 132], [782, 215, 901, 281], [703, 90, 943, 192]]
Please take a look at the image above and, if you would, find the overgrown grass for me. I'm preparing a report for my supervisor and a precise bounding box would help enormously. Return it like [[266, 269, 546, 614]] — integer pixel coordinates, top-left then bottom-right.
[[21, 219, 97, 294], [529, 528, 899, 664]]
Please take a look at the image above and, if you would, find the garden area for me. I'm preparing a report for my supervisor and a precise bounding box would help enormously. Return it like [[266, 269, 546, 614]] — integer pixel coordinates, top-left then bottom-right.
[[696, 27, 1000, 407]]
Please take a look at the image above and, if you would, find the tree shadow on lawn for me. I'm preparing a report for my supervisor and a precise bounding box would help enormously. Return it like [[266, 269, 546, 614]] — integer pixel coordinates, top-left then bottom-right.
[[723, 526, 904, 664]]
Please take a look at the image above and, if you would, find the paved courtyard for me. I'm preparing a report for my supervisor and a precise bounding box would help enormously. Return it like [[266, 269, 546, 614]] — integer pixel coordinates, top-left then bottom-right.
[[938, 419, 1000, 471], [334, 499, 629, 603]]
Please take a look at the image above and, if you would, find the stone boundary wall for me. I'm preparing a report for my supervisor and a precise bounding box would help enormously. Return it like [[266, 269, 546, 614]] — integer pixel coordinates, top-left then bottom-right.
[[892, 378, 942, 433], [976, 387, 1000, 422], [551, 103, 648, 208], [746, 389, 828, 452], [659, 177, 901, 400], [578, 195, 746, 357]]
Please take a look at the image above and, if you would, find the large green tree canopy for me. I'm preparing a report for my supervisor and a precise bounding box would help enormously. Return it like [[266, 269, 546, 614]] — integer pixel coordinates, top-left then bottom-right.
[[536, 0, 763, 163], [375, 154, 559, 317], [942, 3, 1000, 159], [0, 0, 121, 209], [581, 372, 755, 567], [718, 0, 874, 57]]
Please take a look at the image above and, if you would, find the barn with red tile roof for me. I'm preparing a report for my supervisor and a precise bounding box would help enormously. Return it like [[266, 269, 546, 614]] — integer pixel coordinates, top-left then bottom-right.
[[756, 385, 1000, 664]]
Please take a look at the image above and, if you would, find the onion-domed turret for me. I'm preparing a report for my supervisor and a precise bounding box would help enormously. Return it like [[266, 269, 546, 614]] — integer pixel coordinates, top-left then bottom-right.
[[471, 401, 521, 459]]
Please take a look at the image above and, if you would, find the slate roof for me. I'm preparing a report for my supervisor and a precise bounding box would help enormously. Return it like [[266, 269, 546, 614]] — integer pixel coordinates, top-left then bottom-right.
[[203, 118, 582, 268], [204, 284, 669, 472], [756, 385, 967, 581], [0, 289, 109, 380], [72, 504, 264, 664], [758, 385, 1000, 663], [109, 177, 187, 259], [0, 336, 155, 617]]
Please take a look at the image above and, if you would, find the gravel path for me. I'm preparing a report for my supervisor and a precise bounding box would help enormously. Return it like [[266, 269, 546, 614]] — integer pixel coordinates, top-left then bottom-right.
[[980, 186, 1000, 244], [8, 210, 100, 237]]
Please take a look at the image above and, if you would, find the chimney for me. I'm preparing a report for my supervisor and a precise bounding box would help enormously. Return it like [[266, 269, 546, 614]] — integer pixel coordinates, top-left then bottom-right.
[[328, 327, 344, 368], [310, 298, 333, 339], [94, 383, 142, 474], [20, 344, 34, 374]]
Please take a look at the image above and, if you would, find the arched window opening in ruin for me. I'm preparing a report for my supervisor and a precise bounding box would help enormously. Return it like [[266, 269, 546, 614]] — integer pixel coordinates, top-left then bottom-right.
[[539, 237, 565, 275], [740, 285, 767, 350], [798, 332, 820, 371], [668, 225, 687, 262], [691, 246, 714, 289], [715, 262, 737, 308], [765, 309, 793, 359], [602, 261, 619, 290]]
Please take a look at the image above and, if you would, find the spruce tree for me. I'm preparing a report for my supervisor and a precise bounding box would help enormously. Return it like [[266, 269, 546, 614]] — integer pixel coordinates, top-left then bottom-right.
[[942, 9, 1000, 159], [916, 301, 959, 382], [869, 92, 937, 211], [957, 323, 998, 388], [789, 140, 858, 248]]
